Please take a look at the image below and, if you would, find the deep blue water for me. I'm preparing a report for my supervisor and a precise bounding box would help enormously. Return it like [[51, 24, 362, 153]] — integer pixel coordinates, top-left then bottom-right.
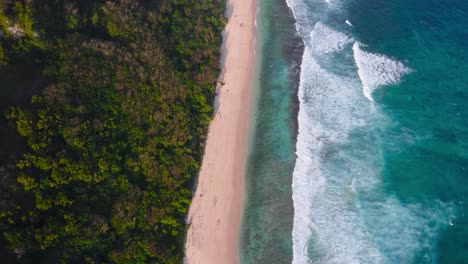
[[242, 0, 468, 263]]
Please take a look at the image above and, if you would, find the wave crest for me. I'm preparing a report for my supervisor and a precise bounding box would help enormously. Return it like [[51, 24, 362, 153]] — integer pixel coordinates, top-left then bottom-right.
[[310, 22, 353, 54], [353, 42, 413, 101]]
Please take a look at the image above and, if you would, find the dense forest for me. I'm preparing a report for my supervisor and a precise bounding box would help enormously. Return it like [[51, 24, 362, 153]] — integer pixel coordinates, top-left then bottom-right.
[[0, 0, 225, 263]]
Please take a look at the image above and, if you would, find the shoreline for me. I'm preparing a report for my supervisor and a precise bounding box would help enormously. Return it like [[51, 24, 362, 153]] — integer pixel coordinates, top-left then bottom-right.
[[184, 0, 258, 263], [238, 0, 303, 261]]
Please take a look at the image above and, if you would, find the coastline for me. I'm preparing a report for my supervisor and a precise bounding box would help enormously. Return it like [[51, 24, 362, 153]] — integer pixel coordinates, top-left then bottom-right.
[[184, 0, 258, 263], [239, 0, 303, 262]]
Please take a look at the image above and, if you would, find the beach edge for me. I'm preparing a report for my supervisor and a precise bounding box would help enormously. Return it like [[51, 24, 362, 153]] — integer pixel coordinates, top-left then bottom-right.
[[184, 0, 258, 263]]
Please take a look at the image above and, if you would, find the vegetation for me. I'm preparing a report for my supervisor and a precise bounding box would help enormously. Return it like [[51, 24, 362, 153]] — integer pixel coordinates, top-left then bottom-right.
[[0, 0, 225, 263]]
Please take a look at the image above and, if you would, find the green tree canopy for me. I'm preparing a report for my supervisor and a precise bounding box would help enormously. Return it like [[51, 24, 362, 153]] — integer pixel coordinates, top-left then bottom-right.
[[0, 0, 225, 263]]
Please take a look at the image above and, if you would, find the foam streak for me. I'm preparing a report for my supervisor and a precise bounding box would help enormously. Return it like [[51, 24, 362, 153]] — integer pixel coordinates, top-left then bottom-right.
[[353, 42, 413, 101]]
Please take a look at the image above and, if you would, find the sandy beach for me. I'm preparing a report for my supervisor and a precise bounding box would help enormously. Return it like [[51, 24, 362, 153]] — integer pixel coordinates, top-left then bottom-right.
[[184, 0, 257, 263]]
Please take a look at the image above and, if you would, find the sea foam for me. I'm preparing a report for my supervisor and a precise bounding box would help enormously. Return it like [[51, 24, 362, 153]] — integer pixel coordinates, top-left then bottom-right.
[[310, 22, 353, 54], [353, 42, 413, 101], [292, 46, 454, 264], [292, 44, 383, 264], [286, 0, 453, 263]]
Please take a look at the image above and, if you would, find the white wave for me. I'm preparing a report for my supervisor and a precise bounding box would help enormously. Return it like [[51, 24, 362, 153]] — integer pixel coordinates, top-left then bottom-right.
[[285, 1, 453, 264], [291, 50, 454, 264], [286, 0, 333, 42], [292, 46, 378, 264], [290, 19, 451, 264], [310, 22, 353, 54], [353, 42, 413, 101]]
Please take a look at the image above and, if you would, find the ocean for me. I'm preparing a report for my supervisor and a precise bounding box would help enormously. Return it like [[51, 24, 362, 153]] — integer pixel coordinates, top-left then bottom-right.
[[241, 0, 468, 263]]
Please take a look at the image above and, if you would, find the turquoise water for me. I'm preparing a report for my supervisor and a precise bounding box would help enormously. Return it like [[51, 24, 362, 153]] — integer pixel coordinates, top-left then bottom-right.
[[243, 0, 468, 263], [240, 0, 301, 263]]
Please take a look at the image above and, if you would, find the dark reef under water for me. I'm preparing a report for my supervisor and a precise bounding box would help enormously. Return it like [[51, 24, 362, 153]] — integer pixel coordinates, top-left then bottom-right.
[[240, 0, 302, 263]]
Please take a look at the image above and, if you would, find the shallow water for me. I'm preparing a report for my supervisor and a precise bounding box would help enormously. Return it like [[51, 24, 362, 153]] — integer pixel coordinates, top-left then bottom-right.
[[240, 0, 301, 263]]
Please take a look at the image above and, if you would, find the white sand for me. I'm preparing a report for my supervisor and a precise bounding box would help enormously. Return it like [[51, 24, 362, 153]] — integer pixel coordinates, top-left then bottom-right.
[[184, 0, 257, 263]]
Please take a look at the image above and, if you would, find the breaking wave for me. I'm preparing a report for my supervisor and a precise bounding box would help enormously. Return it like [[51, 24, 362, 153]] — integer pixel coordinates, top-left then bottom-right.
[[353, 42, 413, 101], [286, 0, 454, 263]]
